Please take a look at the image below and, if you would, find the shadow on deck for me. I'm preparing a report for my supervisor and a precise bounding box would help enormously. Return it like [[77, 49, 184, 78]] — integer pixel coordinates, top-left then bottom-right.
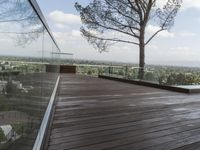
[[47, 74, 200, 150]]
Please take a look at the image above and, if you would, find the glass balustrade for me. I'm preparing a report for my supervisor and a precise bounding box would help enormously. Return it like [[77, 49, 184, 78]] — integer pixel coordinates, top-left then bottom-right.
[[77, 64, 200, 90], [0, 0, 60, 149]]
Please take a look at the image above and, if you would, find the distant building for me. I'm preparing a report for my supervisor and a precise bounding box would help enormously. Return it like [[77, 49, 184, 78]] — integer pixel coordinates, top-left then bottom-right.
[[0, 125, 16, 141], [12, 80, 23, 89], [1, 61, 12, 70], [0, 81, 7, 93]]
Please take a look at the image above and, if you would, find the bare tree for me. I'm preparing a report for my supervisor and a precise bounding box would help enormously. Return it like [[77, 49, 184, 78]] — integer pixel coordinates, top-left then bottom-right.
[[75, 0, 182, 79], [0, 0, 44, 46]]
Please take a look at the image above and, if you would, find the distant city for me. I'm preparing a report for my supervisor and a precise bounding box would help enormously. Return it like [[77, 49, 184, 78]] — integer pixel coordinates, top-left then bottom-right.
[[1, 55, 200, 86]]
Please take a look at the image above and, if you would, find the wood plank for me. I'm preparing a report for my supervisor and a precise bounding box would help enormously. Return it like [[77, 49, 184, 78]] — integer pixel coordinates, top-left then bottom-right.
[[47, 74, 200, 150]]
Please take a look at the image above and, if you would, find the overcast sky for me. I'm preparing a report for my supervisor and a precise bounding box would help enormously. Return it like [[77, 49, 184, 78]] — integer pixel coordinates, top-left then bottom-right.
[[36, 0, 200, 66]]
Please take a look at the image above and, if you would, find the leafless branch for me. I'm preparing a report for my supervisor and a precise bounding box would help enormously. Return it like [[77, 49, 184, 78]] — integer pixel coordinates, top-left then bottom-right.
[[145, 28, 164, 45]]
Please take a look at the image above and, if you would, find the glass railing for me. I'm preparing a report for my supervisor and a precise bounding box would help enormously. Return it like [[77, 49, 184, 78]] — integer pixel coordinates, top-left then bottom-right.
[[77, 65, 139, 79], [0, 0, 60, 149], [77, 65, 101, 77], [59, 52, 74, 65], [143, 66, 200, 87], [77, 64, 200, 89], [99, 65, 140, 80]]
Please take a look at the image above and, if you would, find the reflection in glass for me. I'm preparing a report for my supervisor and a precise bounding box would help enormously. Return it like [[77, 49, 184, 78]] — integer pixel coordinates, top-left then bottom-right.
[[0, 0, 45, 45], [0, 0, 60, 149]]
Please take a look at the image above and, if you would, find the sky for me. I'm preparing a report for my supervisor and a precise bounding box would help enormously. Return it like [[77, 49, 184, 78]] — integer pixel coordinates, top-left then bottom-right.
[[36, 0, 200, 67]]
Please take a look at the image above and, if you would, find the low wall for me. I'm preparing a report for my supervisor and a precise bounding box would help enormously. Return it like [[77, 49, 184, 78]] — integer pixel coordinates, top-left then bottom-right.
[[45, 65, 60, 73], [98, 75, 200, 94], [46, 65, 76, 74], [60, 65, 76, 73]]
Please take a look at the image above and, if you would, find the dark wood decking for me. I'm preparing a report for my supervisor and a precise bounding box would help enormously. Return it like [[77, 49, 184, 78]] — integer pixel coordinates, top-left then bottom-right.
[[48, 74, 200, 150]]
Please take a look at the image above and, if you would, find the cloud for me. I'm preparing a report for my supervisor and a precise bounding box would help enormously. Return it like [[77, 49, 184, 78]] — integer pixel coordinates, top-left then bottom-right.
[[155, 0, 200, 10], [53, 30, 82, 44], [71, 30, 81, 38], [46, 4, 200, 65], [55, 23, 66, 29], [182, 0, 200, 10], [147, 44, 158, 50], [49, 10, 81, 25], [155, 0, 168, 8], [146, 25, 175, 38], [179, 31, 196, 37], [170, 46, 190, 51]]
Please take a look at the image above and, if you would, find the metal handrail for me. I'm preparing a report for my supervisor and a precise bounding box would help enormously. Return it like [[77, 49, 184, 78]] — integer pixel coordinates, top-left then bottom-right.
[[28, 0, 61, 52], [32, 76, 60, 150]]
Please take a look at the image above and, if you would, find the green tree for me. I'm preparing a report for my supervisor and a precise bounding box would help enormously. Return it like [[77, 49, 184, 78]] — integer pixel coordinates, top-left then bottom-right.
[[75, 0, 182, 79], [0, 128, 6, 142], [144, 72, 156, 81]]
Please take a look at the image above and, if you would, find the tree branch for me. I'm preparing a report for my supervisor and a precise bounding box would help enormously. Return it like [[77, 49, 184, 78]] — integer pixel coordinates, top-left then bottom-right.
[[85, 33, 139, 45], [145, 28, 164, 45], [104, 17, 140, 38], [127, 0, 140, 15], [127, 0, 143, 23], [89, 21, 139, 38], [0, 30, 44, 35], [135, 0, 144, 22], [0, 16, 37, 23], [145, 2, 179, 45], [105, 15, 140, 32], [104, 0, 140, 24]]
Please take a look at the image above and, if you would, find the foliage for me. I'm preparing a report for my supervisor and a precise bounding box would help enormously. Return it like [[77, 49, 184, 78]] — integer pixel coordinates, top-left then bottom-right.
[[144, 72, 157, 82], [0, 95, 12, 111], [77, 64, 200, 86], [12, 123, 25, 135], [0, 128, 6, 142], [75, 0, 182, 79], [0, 0, 44, 46], [75, 0, 182, 51]]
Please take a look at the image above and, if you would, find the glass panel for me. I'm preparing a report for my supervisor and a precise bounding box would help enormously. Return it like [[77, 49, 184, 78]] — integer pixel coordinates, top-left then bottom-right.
[[98, 64, 200, 90], [60, 53, 73, 65], [143, 66, 200, 87], [0, 0, 60, 149]]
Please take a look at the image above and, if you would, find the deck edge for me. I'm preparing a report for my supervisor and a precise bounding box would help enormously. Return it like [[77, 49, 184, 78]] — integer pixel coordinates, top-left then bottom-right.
[[98, 75, 196, 94]]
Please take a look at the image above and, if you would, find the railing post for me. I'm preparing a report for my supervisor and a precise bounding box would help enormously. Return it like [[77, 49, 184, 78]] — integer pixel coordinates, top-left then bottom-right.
[[32, 76, 60, 150], [125, 65, 128, 79], [109, 66, 111, 76]]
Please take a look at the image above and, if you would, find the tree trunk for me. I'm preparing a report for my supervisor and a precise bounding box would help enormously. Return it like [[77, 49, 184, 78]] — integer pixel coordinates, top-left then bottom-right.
[[138, 28, 145, 80]]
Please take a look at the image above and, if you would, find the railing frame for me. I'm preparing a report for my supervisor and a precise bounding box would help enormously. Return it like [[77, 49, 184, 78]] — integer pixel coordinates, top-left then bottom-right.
[[32, 75, 60, 150], [26, 0, 62, 149], [28, 0, 60, 52]]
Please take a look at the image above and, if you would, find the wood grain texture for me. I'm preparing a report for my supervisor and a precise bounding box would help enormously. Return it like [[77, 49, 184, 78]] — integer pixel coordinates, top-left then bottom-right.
[[47, 74, 200, 150]]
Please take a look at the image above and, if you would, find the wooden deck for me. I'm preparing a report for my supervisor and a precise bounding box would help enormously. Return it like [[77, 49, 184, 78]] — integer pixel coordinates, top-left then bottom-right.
[[48, 74, 200, 150]]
